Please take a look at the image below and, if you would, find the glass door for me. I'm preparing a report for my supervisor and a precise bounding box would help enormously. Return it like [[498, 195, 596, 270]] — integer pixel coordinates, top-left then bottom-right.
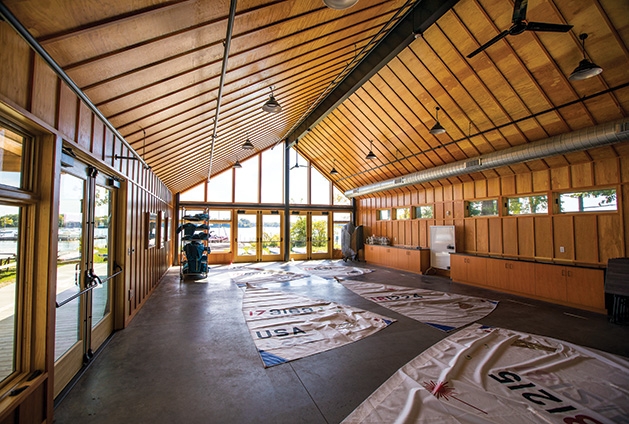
[[54, 163, 116, 397], [310, 212, 330, 259], [260, 212, 283, 261], [235, 211, 257, 262], [289, 213, 308, 261]]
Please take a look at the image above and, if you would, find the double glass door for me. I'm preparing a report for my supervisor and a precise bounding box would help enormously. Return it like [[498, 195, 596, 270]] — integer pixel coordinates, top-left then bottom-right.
[[235, 211, 283, 262], [54, 161, 116, 397], [289, 212, 330, 260]]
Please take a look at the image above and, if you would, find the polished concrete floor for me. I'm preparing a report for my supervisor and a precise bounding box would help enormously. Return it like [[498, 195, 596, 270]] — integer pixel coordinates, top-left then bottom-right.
[[54, 260, 629, 423]]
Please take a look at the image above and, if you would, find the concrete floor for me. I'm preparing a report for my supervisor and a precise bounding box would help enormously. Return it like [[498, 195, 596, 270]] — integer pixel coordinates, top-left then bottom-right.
[[53, 260, 629, 423]]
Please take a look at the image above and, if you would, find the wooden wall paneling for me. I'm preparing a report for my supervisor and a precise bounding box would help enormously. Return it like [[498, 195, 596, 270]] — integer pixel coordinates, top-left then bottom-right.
[[463, 181, 475, 199], [411, 220, 419, 246], [501, 175, 516, 195], [488, 217, 503, 254], [443, 184, 453, 201], [624, 185, 629, 260], [487, 177, 500, 197], [516, 172, 532, 194], [571, 162, 594, 188], [464, 219, 476, 252], [551, 167, 570, 190], [425, 187, 434, 204], [31, 55, 58, 127], [594, 158, 620, 185], [621, 156, 629, 183], [417, 189, 426, 204], [517, 216, 535, 258], [404, 220, 412, 246], [532, 169, 551, 192], [420, 220, 428, 247], [454, 219, 465, 251], [0, 24, 31, 109], [392, 220, 400, 245], [502, 218, 518, 256], [444, 201, 453, 220], [435, 202, 444, 220], [553, 215, 574, 260], [475, 179, 487, 198], [91, 121, 105, 161], [57, 83, 77, 141], [534, 216, 553, 259], [77, 102, 92, 151], [104, 126, 115, 168], [476, 218, 489, 253], [454, 200, 465, 219], [453, 183, 463, 200], [574, 214, 599, 263], [598, 214, 624, 264], [434, 186, 443, 202]]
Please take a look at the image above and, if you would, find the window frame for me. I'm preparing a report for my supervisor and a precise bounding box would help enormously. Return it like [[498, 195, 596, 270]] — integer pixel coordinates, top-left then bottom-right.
[[555, 188, 618, 214], [505, 194, 549, 216], [466, 198, 499, 217], [413, 205, 434, 219], [376, 209, 391, 221]]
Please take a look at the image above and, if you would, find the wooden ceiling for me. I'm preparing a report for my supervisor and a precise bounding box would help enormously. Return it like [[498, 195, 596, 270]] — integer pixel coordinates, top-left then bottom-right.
[[4, 0, 629, 196]]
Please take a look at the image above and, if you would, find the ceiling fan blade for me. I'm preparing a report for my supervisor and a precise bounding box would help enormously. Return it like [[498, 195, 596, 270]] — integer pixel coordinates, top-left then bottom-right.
[[512, 0, 528, 23], [526, 22, 573, 33], [467, 30, 509, 58]]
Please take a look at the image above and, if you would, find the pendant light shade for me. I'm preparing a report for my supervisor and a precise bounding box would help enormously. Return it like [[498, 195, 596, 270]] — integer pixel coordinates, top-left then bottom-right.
[[430, 107, 446, 135], [365, 141, 376, 160], [569, 33, 602, 81], [323, 0, 358, 9], [262, 87, 282, 113], [232, 160, 242, 169], [330, 159, 339, 175], [242, 138, 254, 150]]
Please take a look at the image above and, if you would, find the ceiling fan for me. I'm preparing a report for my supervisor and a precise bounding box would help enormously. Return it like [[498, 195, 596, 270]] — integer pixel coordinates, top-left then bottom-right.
[[290, 145, 305, 170], [467, 0, 573, 58]]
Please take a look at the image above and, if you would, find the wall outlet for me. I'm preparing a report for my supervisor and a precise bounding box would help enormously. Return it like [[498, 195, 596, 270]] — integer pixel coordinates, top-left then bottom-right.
[[560, 246, 565, 253]]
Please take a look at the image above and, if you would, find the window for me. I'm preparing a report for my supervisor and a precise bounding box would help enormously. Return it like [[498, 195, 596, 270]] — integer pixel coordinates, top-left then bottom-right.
[[289, 148, 308, 204], [180, 182, 205, 202], [0, 125, 24, 189], [310, 167, 331, 205], [0, 204, 20, 384], [507, 195, 548, 215], [208, 169, 233, 203], [414, 205, 434, 219], [333, 186, 351, 206], [395, 207, 410, 220], [467, 199, 498, 217], [377, 209, 391, 220], [235, 156, 259, 203], [333, 212, 352, 250], [208, 210, 231, 253], [261, 147, 283, 204], [558, 189, 617, 213]]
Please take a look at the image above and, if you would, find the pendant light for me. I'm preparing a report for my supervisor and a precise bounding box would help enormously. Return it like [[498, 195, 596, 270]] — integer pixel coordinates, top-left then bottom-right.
[[232, 159, 242, 169], [262, 87, 282, 113], [569, 33, 603, 81], [323, 0, 358, 9], [365, 141, 376, 160], [429, 107, 446, 135], [330, 159, 339, 175], [242, 137, 254, 150]]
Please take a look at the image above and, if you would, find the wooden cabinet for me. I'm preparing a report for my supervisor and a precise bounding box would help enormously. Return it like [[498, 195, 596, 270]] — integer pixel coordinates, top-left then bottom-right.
[[451, 254, 605, 313], [450, 254, 486, 285], [364, 245, 430, 274]]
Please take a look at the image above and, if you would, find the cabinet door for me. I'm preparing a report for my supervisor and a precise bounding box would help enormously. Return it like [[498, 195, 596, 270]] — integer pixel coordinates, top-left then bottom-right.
[[450, 255, 467, 282], [486, 259, 507, 289], [535, 263, 567, 301], [509, 261, 536, 295], [365, 245, 376, 263], [466, 256, 487, 285], [566, 268, 605, 310]]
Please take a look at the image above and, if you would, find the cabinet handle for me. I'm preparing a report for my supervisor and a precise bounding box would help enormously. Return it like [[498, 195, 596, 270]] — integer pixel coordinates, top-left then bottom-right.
[[567, 271, 572, 277], [561, 269, 565, 276], [505, 263, 509, 269]]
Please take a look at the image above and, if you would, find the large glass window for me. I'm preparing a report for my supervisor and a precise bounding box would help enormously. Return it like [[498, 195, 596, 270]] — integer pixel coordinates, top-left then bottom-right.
[[333, 186, 351, 206], [289, 148, 308, 204], [558, 189, 617, 213], [377, 209, 391, 220], [507, 195, 548, 215], [0, 125, 24, 189], [311, 167, 331, 205], [0, 204, 20, 383], [395, 208, 410, 220], [180, 182, 205, 202], [235, 156, 259, 203], [207, 169, 233, 203], [414, 205, 434, 219], [333, 212, 351, 250], [261, 147, 283, 204]]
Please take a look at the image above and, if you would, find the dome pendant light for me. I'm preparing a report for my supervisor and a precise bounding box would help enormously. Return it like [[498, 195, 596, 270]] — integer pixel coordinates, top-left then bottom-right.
[[569, 33, 603, 81], [366, 140, 376, 160], [262, 87, 282, 113], [430, 107, 446, 135], [323, 0, 358, 10], [242, 137, 254, 150], [330, 159, 339, 175]]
